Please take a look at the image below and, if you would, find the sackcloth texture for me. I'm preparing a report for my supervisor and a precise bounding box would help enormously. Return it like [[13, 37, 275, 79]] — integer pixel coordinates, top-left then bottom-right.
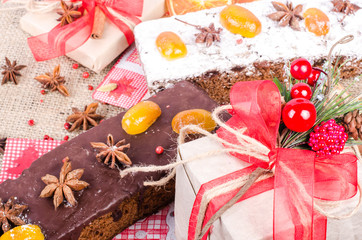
[[0, 3, 361, 170], [0, 4, 122, 170]]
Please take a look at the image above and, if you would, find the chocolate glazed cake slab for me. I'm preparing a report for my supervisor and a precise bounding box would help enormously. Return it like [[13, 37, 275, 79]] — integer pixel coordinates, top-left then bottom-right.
[[0, 81, 218, 239]]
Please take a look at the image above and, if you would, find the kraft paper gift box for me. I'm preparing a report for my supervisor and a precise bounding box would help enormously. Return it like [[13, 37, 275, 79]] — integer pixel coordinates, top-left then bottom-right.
[[175, 136, 362, 240], [20, 0, 165, 73]]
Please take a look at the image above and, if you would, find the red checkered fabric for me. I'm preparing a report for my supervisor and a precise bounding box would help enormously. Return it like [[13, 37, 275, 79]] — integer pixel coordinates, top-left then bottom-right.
[[0, 138, 63, 183], [113, 207, 170, 240], [0, 138, 172, 239], [92, 44, 148, 109]]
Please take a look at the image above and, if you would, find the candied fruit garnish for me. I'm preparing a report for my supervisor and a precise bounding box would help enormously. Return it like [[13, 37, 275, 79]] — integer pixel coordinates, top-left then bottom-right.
[[0, 225, 44, 240], [156, 31, 187, 60], [122, 101, 162, 135], [172, 109, 216, 134], [219, 5, 262, 38], [303, 8, 330, 36]]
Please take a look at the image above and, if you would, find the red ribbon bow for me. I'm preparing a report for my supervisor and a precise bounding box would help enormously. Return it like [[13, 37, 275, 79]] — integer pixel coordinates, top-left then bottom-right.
[[27, 0, 143, 61], [188, 81, 358, 240]]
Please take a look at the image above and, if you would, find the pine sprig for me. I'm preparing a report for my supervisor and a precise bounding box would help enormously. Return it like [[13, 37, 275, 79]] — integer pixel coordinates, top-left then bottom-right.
[[278, 35, 361, 149]]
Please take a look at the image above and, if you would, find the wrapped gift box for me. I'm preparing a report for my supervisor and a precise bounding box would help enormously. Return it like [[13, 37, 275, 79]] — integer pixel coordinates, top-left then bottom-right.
[[175, 136, 362, 240], [20, 0, 165, 73]]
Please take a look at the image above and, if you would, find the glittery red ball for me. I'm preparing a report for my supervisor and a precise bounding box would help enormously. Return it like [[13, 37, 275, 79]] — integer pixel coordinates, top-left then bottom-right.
[[83, 72, 90, 78], [155, 146, 164, 154], [64, 136, 69, 141], [282, 98, 316, 132], [88, 85, 94, 90], [72, 63, 79, 69], [28, 119, 35, 126], [308, 119, 347, 157], [40, 89, 46, 95], [290, 58, 312, 80], [43, 135, 50, 140]]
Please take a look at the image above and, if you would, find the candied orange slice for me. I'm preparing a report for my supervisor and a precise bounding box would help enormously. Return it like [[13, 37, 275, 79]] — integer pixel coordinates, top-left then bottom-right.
[[122, 101, 162, 135], [303, 8, 330, 36], [0, 225, 44, 240], [166, 0, 259, 16], [220, 5, 262, 38], [172, 109, 216, 134], [166, 0, 231, 16]]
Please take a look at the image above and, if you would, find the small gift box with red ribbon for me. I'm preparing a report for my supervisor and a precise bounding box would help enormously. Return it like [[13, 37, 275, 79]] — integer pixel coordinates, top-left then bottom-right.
[[19, 0, 165, 73], [174, 80, 361, 240]]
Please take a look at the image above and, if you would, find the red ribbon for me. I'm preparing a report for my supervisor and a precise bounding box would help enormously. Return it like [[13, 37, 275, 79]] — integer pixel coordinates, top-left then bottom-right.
[[26, 0, 143, 61], [188, 81, 358, 240]]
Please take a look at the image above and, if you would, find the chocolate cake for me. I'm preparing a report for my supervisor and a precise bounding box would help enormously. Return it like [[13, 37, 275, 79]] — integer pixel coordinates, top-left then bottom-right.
[[0, 81, 218, 240], [134, 0, 362, 104]]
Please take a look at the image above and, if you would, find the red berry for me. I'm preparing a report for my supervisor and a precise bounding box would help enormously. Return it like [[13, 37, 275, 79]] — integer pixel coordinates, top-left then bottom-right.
[[72, 63, 79, 69], [49, 137, 54, 140], [308, 120, 346, 157], [88, 85, 94, 90], [307, 68, 321, 86], [43, 135, 49, 140], [64, 122, 71, 130], [290, 58, 312, 80], [83, 72, 90, 78], [291, 83, 312, 100], [282, 98, 316, 132], [28, 119, 35, 126], [40, 89, 46, 95], [64, 135, 69, 141], [40, 99, 44, 103], [155, 146, 164, 154]]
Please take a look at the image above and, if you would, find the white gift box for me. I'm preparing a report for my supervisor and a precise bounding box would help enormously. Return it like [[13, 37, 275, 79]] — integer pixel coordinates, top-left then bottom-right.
[[175, 136, 362, 240], [20, 0, 165, 73]]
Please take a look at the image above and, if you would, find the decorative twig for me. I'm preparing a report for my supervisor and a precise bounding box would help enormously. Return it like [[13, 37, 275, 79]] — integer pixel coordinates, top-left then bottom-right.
[[325, 35, 354, 97], [175, 18, 201, 29]]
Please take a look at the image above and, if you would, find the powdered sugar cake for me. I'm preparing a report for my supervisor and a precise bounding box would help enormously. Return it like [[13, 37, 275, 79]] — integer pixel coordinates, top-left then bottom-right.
[[135, 0, 362, 104]]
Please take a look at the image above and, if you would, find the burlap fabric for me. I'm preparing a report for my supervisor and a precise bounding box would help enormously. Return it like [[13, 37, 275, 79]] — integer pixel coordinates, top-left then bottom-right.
[[0, 5, 122, 170]]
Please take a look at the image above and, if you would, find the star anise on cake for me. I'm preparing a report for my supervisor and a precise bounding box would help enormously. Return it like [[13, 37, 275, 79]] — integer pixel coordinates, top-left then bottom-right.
[[267, 1, 304, 31], [57, 0, 82, 27], [195, 23, 222, 47], [332, 0, 360, 22], [0, 197, 28, 233], [66, 103, 104, 132], [1, 57, 26, 85], [34, 65, 69, 96], [175, 18, 222, 47], [0, 138, 6, 154], [90, 134, 131, 169], [40, 157, 89, 209]]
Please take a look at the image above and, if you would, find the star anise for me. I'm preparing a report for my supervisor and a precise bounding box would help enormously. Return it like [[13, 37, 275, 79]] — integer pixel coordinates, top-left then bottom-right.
[[57, 0, 82, 27], [0, 138, 7, 154], [332, 0, 360, 22], [1, 57, 26, 85], [267, 1, 304, 31], [66, 103, 104, 132], [0, 197, 28, 234], [90, 134, 131, 169], [34, 65, 69, 96], [175, 18, 222, 47], [39, 157, 89, 209]]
